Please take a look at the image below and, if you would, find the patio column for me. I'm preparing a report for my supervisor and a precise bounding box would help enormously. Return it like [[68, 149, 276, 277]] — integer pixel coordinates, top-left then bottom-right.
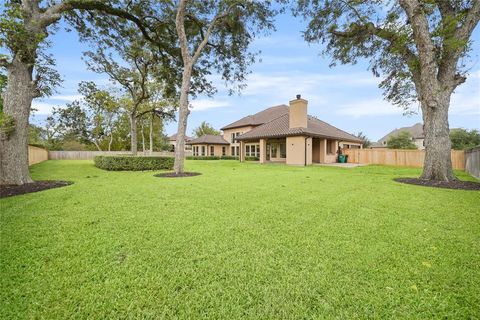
[[239, 141, 245, 162], [259, 139, 266, 163], [320, 139, 327, 163]]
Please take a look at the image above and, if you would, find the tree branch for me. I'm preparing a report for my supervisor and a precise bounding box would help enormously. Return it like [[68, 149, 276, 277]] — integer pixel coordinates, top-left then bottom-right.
[[191, 2, 242, 64], [0, 56, 10, 68], [41, 0, 154, 44], [399, 0, 438, 84]]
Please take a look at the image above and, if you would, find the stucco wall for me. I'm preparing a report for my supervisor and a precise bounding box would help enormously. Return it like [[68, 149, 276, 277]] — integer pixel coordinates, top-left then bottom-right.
[[222, 126, 253, 155], [191, 144, 227, 157], [286, 136, 312, 165]]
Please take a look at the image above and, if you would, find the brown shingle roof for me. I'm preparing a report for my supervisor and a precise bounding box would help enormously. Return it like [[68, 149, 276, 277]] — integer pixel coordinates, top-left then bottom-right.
[[186, 134, 230, 145], [236, 114, 362, 142], [220, 105, 289, 130], [377, 123, 424, 143]]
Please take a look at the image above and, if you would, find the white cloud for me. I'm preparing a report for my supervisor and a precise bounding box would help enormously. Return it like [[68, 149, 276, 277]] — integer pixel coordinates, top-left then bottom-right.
[[190, 99, 231, 111], [336, 99, 407, 118], [48, 94, 83, 102]]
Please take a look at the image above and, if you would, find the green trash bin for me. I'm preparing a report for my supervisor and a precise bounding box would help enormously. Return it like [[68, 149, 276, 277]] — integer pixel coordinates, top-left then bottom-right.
[[338, 154, 346, 163]]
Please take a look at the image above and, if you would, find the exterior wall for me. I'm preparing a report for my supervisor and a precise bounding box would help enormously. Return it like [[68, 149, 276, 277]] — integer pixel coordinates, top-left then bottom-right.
[[414, 138, 425, 150], [286, 136, 311, 165], [289, 98, 308, 128], [259, 139, 266, 163], [222, 126, 254, 156], [169, 140, 192, 151], [191, 144, 227, 157]]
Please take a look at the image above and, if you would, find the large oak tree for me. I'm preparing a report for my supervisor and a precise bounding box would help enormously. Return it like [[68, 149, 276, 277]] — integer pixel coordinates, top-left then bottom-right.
[[173, 0, 276, 174], [0, 0, 151, 185], [296, 0, 479, 181]]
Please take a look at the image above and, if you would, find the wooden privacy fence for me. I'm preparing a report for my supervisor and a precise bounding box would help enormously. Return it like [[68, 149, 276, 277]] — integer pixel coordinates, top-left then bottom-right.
[[465, 146, 480, 179], [28, 148, 192, 165], [48, 150, 188, 160], [343, 148, 465, 170], [28, 145, 49, 165]]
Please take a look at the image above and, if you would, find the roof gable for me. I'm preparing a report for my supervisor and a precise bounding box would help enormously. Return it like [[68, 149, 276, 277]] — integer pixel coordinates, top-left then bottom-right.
[[221, 105, 289, 130], [378, 123, 424, 142], [186, 134, 230, 145], [237, 113, 362, 142]]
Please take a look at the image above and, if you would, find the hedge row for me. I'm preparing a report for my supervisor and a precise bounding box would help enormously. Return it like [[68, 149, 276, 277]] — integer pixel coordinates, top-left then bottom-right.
[[94, 155, 174, 171], [245, 156, 259, 161], [186, 156, 239, 160]]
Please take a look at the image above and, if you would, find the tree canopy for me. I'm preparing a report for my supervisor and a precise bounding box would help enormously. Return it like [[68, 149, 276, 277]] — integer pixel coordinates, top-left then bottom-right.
[[192, 121, 220, 137], [387, 132, 418, 149], [450, 128, 480, 150]]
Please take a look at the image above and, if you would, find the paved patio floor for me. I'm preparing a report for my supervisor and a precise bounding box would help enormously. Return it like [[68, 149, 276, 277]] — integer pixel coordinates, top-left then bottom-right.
[[315, 163, 367, 168]]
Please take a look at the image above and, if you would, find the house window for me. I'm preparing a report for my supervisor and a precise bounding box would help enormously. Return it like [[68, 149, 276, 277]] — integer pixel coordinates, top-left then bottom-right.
[[222, 146, 226, 156], [236, 146, 239, 156], [245, 144, 260, 157], [280, 143, 286, 158], [271, 143, 278, 158], [231, 146, 235, 156], [201, 146, 205, 156], [210, 146, 214, 156], [327, 140, 336, 154], [231, 133, 235, 143]]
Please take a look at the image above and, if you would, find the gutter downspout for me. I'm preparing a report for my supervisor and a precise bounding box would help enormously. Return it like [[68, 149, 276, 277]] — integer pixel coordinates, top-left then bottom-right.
[[305, 136, 308, 166]]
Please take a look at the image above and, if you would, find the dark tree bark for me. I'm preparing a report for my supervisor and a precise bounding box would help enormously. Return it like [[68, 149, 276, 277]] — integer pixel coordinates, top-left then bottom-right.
[[0, 58, 35, 185], [129, 113, 138, 156]]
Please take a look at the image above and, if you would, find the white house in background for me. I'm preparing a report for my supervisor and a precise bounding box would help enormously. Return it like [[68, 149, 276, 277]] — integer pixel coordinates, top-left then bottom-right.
[[372, 123, 425, 149], [167, 134, 193, 152]]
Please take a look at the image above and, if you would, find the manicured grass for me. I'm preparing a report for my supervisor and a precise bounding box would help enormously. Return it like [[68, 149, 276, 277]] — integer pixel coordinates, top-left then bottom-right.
[[1, 160, 479, 319]]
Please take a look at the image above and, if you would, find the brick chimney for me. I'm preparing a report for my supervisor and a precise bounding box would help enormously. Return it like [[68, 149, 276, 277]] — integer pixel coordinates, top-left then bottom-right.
[[289, 94, 308, 128]]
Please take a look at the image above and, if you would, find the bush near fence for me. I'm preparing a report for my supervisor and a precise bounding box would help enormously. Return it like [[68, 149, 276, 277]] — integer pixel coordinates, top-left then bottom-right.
[[186, 156, 239, 160], [94, 156, 174, 171]]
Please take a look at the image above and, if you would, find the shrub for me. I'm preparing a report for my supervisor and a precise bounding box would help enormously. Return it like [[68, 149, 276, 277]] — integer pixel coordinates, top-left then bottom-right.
[[245, 156, 259, 161], [94, 155, 174, 171], [220, 156, 239, 160], [186, 156, 239, 160]]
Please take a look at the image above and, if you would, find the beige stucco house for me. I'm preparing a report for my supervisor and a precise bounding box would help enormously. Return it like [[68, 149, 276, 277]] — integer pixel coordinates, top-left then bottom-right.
[[221, 95, 363, 165], [187, 134, 230, 157], [168, 134, 193, 152], [371, 123, 425, 149]]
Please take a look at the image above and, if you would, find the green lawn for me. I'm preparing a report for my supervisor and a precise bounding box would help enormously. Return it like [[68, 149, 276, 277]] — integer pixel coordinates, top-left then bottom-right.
[[1, 160, 479, 319]]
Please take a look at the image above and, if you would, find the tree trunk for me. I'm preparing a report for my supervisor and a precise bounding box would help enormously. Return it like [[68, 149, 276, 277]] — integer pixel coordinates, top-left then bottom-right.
[[129, 113, 138, 155], [108, 133, 113, 151], [0, 59, 34, 185], [149, 113, 153, 155], [93, 140, 102, 151], [141, 121, 145, 154], [420, 93, 455, 181], [174, 67, 192, 174]]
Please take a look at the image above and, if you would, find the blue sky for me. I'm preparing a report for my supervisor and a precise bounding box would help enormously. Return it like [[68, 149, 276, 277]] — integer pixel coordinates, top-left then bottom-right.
[[30, 11, 480, 141]]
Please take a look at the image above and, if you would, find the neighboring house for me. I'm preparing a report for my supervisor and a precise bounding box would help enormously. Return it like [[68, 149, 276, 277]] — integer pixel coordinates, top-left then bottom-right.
[[187, 134, 230, 157], [373, 123, 425, 149], [168, 134, 193, 151], [218, 95, 362, 165]]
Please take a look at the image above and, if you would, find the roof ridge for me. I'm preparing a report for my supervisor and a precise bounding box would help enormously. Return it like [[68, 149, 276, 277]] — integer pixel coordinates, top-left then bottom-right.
[[307, 116, 359, 141]]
